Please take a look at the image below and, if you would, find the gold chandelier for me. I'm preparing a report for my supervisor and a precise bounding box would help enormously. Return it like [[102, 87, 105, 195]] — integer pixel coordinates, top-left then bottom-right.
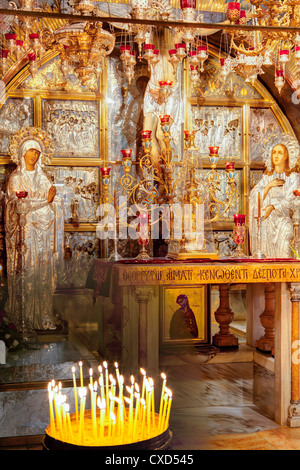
[[1, 0, 115, 88]]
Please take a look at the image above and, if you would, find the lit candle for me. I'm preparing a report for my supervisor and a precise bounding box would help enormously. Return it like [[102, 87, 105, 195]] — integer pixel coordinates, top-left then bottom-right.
[[97, 397, 106, 441], [114, 362, 120, 387], [158, 373, 167, 430], [124, 396, 133, 439], [79, 387, 87, 445], [119, 375, 124, 403], [79, 361, 83, 388], [258, 191, 261, 218], [140, 368, 147, 404], [149, 377, 155, 428], [89, 368, 93, 388], [48, 383, 55, 435], [65, 404, 73, 441], [141, 398, 147, 439], [103, 361, 109, 416], [133, 385, 140, 440], [164, 389, 173, 430], [146, 380, 151, 436], [72, 366, 79, 421], [160, 391, 169, 432]]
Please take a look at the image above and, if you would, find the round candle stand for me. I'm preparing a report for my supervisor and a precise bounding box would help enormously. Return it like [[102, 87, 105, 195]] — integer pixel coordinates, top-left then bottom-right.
[[43, 410, 172, 450]]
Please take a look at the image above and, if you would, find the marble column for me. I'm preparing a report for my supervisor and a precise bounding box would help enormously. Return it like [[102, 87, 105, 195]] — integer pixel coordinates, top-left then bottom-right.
[[213, 284, 238, 348], [134, 287, 154, 369], [256, 283, 275, 353], [288, 283, 300, 427]]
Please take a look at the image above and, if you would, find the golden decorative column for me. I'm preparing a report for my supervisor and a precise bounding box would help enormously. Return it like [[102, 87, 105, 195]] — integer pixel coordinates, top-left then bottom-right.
[[212, 284, 238, 348], [256, 283, 276, 353], [288, 283, 300, 427], [134, 287, 154, 369]]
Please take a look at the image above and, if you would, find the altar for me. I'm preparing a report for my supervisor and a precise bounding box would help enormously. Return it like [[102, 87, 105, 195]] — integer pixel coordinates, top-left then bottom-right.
[[91, 258, 300, 427]]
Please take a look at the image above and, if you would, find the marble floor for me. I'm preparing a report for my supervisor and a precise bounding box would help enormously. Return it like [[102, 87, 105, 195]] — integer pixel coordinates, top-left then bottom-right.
[[0, 325, 297, 451]]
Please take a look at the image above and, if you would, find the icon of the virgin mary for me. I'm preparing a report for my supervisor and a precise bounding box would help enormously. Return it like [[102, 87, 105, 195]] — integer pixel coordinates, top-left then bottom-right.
[[5, 127, 64, 333]]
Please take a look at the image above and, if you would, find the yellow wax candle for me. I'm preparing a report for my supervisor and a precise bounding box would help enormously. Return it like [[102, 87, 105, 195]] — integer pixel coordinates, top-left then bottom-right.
[[99, 375, 105, 402], [72, 366, 79, 421], [133, 389, 140, 441], [62, 401, 67, 437], [158, 373, 166, 429], [103, 361, 109, 416], [79, 387, 86, 445], [160, 391, 169, 432], [141, 399, 146, 439], [149, 378, 155, 428], [119, 375, 124, 402], [111, 412, 116, 443], [48, 385, 55, 435], [97, 397, 106, 441], [165, 390, 173, 430], [79, 361, 83, 388], [140, 368, 146, 403], [89, 368, 93, 388], [146, 382, 151, 437], [89, 384, 97, 440], [66, 410, 73, 442], [114, 362, 120, 386]]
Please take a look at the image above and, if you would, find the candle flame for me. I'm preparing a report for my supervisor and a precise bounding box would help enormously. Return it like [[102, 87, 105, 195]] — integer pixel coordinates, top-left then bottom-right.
[[161, 372, 166, 380], [79, 361, 82, 367], [124, 397, 131, 405], [103, 361, 108, 369], [140, 398, 146, 406], [119, 375, 124, 385], [97, 397, 106, 409], [79, 387, 87, 399], [114, 362, 118, 368], [126, 385, 132, 395], [98, 365, 102, 374], [130, 375, 135, 385], [140, 368, 146, 376], [135, 383, 140, 393], [89, 368, 93, 376], [72, 366, 75, 373], [149, 377, 154, 387]]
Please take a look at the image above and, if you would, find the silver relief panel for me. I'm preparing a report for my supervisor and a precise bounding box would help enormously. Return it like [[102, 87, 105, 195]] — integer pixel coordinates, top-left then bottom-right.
[[191, 106, 242, 160], [0, 98, 34, 155], [250, 108, 282, 162], [42, 100, 99, 157], [44, 166, 99, 223]]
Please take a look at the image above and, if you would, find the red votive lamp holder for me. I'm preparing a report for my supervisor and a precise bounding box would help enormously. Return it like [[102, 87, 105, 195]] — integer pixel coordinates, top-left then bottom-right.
[[180, 0, 196, 8], [16, 191, 28, 199], [209, 146, 219, 155], [159, 114, 171, 123], [100, 167, 111, 177], [141, 130, 152, 139], [227, 2, 241, 23], [121, 149, 132, 158]]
